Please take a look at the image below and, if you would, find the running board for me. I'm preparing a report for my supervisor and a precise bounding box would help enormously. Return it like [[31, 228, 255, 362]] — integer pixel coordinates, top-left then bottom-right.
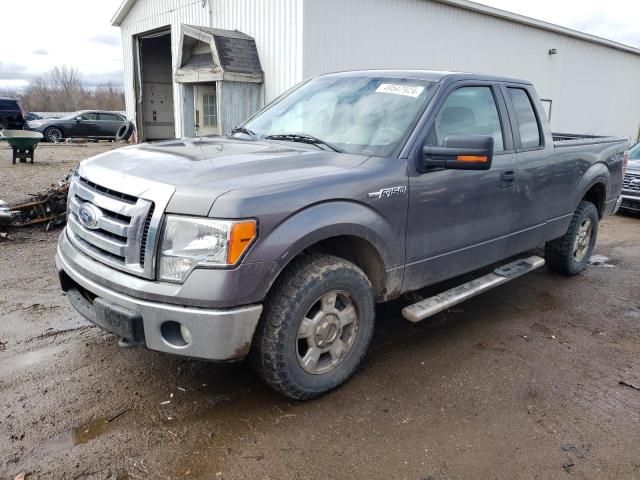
[[401, 256, 545, 323]]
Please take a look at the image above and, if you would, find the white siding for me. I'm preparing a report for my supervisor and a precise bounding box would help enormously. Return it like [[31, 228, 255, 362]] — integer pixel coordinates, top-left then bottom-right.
[[302, 0, 640, 141], [208, 0, 303, 103], [119, 0, 210, 137]]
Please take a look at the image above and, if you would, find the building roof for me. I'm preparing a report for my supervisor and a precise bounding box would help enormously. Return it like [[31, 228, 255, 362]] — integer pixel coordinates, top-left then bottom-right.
[[179, 25, 263, 76], [112, 0, 640, 56], [187, 26, 263, 75]]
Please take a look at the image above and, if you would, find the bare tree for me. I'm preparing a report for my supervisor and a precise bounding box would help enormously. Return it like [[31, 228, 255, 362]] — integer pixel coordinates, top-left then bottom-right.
[[16, 66, 125, 113]]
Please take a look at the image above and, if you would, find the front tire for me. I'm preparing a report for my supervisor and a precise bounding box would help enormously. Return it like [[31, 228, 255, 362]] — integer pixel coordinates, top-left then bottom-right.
[[44, 126, 63, 142], [250, 254, 375, 400], [545, 201, 599, 275]]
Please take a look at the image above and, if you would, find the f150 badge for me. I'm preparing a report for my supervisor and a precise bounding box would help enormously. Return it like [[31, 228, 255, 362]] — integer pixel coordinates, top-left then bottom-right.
[[368, 186, 407, 199]]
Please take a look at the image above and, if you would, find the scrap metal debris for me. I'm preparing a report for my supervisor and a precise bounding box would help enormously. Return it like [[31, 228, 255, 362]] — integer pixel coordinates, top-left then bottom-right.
[[1, 173, 71, 231]]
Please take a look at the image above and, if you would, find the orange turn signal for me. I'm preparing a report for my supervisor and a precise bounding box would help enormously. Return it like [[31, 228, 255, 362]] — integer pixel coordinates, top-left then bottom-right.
[[227, 220, 257, 264], [456, 155, 488, 163]]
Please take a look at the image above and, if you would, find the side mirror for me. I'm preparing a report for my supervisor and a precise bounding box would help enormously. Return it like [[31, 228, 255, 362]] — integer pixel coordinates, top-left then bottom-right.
[[75, 117, 83, 122], [421, 135, 494, 172]]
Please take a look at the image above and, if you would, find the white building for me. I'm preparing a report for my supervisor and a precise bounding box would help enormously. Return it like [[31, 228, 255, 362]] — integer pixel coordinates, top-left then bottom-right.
[[112, 0, 640, 143]]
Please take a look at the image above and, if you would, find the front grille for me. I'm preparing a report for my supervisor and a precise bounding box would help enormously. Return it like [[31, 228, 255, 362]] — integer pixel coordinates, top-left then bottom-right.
[[66, 176, 157, 278], [622, 172, 640, 193]]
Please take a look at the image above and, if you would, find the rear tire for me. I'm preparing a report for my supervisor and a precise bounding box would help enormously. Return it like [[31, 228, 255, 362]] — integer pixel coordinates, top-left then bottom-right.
[[545, 201, 599, 276], [250, 254, 375, 400]]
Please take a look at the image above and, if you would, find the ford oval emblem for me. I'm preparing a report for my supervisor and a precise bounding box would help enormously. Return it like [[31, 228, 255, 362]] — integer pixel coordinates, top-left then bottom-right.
[[78, 203, 101, 229]]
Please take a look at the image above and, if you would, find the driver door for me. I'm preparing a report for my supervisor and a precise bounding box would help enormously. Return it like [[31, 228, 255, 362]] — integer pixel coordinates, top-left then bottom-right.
[[403, 82, 517, 291], [74, 112, 98, 137]]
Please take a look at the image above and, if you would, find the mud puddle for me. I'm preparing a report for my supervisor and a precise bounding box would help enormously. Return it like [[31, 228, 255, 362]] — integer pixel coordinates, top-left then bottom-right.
[[42, 417, 111, 454], [0, 343, 66, 375]]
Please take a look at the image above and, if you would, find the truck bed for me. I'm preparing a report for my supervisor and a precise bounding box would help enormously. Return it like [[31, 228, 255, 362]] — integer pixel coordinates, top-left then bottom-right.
[[553, 133, 627, 148]]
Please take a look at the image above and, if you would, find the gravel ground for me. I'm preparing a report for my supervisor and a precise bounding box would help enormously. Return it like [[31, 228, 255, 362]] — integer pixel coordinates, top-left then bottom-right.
[[0, 142, 121, 205], [0, 145, 639, 479]]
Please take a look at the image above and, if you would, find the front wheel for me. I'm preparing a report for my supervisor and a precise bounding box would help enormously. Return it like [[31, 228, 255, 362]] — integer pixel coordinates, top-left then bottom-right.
[[545, 201, 599, 275], [44, 126, 63, 142], [250, 254, 375, 400]]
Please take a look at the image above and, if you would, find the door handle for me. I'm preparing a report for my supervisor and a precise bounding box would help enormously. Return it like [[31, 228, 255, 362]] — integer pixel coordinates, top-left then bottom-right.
[[500, 170, 516, 189]]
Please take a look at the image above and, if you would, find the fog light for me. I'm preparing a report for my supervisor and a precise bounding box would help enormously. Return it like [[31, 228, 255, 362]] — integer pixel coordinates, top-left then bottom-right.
[[160, 321, 191, 348]]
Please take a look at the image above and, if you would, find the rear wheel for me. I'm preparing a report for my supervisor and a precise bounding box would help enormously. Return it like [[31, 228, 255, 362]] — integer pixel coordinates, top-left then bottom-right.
[[44, 126, 63, 142], [545, 201, 599, 275], [250, 254, 375, 400]]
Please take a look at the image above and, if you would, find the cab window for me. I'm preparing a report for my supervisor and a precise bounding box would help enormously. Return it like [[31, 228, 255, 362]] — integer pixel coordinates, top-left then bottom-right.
[[427, 86, 504, 151], [508, 88, 541, 149]]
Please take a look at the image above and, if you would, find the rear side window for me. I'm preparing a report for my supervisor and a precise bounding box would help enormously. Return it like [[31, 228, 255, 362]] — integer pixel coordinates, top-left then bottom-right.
[[99, 113, 122, 121], [508, 88, 541, 149], [427, 86, 504, 151], [0, 99, 18, 110]]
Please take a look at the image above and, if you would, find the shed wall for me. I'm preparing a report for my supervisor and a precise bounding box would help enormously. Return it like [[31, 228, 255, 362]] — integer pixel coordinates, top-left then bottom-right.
[[302, 0, 640, 141], [208, 0, 303, 103]]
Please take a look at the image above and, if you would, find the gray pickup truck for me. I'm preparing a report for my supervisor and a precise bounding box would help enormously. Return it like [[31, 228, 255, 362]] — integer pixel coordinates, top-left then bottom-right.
[[56, 70, 628, 400]]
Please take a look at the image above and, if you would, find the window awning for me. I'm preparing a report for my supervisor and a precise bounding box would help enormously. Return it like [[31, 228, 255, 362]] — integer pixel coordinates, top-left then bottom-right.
[[175, 25, 264, 83]]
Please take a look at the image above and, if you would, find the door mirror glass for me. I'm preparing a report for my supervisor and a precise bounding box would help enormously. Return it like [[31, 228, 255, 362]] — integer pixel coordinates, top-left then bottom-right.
[[421, 134, 494, 171]]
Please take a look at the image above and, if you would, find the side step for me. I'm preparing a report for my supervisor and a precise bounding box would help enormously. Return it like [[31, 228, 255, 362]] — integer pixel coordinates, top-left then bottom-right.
[[401, 256, 545, 323]]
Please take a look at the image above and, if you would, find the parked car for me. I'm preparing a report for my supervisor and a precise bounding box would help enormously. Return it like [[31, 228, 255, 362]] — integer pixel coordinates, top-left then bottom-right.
[[56, 70, 627, 400], [620, 142, 640, 213], [24, 112, 43, 122], [0, 97, 26, 131], [26, 110, 126, 142]]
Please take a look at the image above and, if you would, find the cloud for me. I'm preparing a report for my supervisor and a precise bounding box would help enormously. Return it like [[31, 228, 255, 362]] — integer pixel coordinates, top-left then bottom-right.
[[89, 32, 121, 47], [82, 70, 124, 88], [0, 62, 33, 81], [32, 48, 49, 56]]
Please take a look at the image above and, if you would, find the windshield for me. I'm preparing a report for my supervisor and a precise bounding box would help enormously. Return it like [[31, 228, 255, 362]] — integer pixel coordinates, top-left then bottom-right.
[[241, 76, 437, 156], [630, 142, 640, 160]]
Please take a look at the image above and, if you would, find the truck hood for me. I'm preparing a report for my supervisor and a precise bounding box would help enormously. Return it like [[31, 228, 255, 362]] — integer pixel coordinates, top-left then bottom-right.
[[78, 136, 368, 215]]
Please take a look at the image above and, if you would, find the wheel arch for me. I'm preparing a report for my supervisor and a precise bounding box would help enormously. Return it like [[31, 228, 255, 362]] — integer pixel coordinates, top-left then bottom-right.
[[582, 181, 607, 217], [247, 201, 403, 302]]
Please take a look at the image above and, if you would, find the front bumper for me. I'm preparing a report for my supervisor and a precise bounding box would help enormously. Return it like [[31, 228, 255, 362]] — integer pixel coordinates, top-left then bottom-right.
[[619, 193, 640, 213], [56, 231, 264, 361]]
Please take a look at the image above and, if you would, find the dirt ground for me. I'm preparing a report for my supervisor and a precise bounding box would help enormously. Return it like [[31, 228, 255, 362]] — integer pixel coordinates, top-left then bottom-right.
[[0, 142, 121, 205], [1, 148, 639, 479]]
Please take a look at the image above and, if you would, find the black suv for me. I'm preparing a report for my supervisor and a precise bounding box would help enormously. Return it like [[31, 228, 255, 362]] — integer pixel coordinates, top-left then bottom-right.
[[0, 97, 26, 131]]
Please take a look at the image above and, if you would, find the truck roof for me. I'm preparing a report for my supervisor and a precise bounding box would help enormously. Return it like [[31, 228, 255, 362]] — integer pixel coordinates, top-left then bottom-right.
[[323, 69, 532, 85]]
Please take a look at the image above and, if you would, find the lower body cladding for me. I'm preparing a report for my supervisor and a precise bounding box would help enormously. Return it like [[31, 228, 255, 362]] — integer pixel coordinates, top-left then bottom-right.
[[56, 238, 263, 362]]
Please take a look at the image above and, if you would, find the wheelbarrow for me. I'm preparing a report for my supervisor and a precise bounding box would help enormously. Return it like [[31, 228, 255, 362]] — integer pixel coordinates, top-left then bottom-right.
[[1, 130, 44, 164]]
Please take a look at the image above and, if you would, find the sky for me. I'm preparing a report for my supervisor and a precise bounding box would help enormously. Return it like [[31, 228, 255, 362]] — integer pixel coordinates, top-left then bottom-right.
[[1, 0, 639, 90]]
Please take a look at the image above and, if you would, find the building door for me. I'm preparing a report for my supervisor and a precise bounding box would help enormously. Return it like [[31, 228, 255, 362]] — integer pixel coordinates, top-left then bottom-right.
[[195, 84, 220, 136]]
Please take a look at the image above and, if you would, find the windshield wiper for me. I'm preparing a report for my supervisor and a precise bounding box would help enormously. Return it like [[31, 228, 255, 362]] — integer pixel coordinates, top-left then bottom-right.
[[264, 133, 342, 153], [230, 126, 257, 139]]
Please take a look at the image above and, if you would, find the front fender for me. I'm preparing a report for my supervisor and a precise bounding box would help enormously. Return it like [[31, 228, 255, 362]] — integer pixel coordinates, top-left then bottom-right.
[[245, 200, 400, 271]]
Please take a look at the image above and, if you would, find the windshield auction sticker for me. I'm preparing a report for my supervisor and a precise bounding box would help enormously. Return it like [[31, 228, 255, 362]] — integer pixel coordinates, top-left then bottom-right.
[[376, 84, 425, 98]]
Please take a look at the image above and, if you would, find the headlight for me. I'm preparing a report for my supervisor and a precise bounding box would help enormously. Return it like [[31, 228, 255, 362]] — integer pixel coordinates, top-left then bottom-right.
[[158, 216, 257, 282], [28, 121, 43, 128]]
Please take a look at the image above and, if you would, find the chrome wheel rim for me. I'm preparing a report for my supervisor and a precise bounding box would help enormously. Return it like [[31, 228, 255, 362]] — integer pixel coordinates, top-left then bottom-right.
[[48, 128, 62, 141], [573, 218, 593, 262], [296, 290, 358, 375]]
